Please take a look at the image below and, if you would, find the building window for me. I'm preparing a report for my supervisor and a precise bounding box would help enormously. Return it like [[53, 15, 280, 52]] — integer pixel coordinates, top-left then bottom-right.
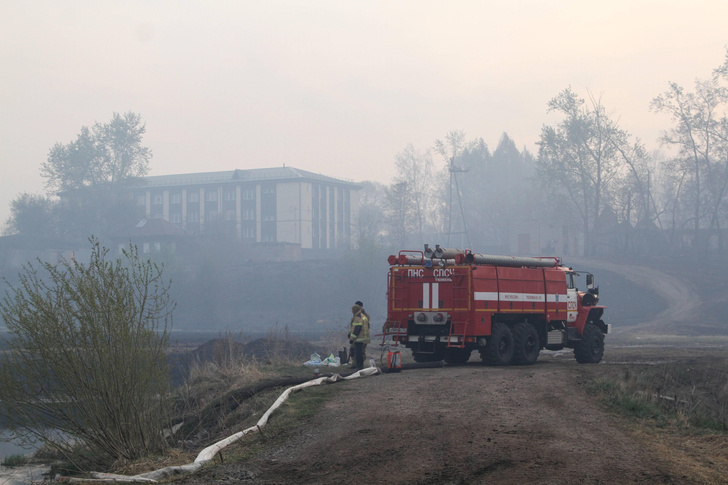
[[224, 190, 236, 201], [206, 191, 218, 202], [136, 195, 146, 206], [243, 209, 255, 220], [170, 213, 182, 224], [152, 194, 163, 205], [224, 210, 236, 221], [262, 185, 276, 194], [188, 192, 199, 203], [262, 215, 275, 221], [171, 193, 182, 204], [188, 212, 199, 222], [206, 211, 219, 221], [243, 226, 255, 238], [242, 189, 255, 200]]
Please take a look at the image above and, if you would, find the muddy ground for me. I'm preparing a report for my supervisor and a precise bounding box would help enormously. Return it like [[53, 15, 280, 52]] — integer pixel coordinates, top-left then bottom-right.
[[175, 344, 727, 485]]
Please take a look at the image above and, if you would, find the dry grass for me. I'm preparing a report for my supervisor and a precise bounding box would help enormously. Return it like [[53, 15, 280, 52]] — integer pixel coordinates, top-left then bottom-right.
[[171, 329, 330, 446], [93, 329, 331, 478], [111, 448, 197, 477], [589, 357, 728, 431], [632, 427, 728, 483], [584, 352, 728, 483]]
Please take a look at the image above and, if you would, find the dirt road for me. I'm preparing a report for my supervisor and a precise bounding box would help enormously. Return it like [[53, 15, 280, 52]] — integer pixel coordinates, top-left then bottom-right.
[[573, 258, 701, 332], [177, 261, 722, 484], [183, 350, 699, 485]]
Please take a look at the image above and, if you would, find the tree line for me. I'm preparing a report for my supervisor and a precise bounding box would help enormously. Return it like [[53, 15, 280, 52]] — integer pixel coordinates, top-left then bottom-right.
[[3, 112, 150, 247], [360, 49, 728, 258]]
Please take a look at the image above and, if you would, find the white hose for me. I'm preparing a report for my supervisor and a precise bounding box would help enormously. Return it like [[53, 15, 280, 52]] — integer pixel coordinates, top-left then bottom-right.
[[66, 367, 380, 483]]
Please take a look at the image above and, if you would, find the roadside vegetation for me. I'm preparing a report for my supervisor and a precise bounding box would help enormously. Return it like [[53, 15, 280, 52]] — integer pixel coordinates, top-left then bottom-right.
[[172, 330, 334, 437], [586, 357, 728, 431], [0, 239, 173, 472], [1, 237, 349, 481], [111, 327, 347, 478], [583, 352, 728, 482]]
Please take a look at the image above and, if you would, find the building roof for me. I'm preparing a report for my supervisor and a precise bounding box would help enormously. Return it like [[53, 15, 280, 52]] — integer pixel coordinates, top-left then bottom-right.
[[134, 166, 361, 189], [112, 218, 188, 239]]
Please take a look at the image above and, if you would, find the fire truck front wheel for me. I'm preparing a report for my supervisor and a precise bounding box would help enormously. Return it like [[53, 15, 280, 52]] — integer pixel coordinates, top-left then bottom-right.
[[513, 322, 540, 365], [481, 322, 514, 366], [574, 323, 605, 364]]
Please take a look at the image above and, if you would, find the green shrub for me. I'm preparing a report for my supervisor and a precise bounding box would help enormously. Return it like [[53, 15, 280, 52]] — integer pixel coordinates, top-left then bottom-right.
[[0, 239, 174, 470], [1, 454, 29, 467]]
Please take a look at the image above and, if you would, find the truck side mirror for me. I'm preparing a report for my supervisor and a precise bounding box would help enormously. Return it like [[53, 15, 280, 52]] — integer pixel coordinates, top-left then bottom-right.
[[586, 274, 594, 289]]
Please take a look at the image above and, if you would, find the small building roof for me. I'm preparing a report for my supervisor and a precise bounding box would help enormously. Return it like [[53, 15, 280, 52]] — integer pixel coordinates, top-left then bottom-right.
[[112, 218, 188, 239], [133, 166, 360, 189]]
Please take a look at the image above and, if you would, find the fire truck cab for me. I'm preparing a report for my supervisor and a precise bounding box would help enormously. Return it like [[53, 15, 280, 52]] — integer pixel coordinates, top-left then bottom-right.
[[382, 245, 609, 365]]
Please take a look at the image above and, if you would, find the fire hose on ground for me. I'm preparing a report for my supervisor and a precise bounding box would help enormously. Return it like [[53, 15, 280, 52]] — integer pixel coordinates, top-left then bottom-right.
[[61, 367, 380, 483]]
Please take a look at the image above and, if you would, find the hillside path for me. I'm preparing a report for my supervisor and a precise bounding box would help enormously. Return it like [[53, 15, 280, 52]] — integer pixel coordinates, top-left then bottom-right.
[[570, 258, 701, 332]]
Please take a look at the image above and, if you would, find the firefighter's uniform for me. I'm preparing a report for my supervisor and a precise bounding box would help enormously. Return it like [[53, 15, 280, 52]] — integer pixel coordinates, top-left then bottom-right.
[[349, 304, 370, 369]]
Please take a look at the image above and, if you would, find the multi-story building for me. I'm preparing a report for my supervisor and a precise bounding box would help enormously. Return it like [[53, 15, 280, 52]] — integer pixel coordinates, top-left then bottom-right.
[[129, 166, 361, 252]]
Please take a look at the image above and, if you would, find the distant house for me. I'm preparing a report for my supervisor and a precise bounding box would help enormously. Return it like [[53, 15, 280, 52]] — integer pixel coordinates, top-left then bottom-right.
[[0, 234, 79, 270], [110, 217, 188, 255], [128, 167, 362, 255]]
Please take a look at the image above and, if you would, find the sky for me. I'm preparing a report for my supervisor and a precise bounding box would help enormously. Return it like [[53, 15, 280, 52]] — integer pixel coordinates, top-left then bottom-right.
[[1, 0, 727, 229]]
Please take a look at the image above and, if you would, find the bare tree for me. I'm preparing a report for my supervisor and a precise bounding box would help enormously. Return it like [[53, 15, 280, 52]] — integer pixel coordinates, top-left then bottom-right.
[[355, 181, 387, 249], [651, 74, 728, 253], [393, 144, 434, 240], [537, 88, 623, 256], [384, 181, 416, 248]]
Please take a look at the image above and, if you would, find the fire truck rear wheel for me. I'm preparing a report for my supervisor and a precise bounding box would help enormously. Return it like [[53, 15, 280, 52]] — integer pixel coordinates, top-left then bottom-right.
[[512, 322, 540, 365], [444, 348, 472, 365], [481, 322, 514, 366], [574, 323, 604, 364]]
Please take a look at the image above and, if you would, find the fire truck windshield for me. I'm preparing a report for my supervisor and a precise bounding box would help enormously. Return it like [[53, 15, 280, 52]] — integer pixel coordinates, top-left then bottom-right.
[[566, 273, 576, 289]]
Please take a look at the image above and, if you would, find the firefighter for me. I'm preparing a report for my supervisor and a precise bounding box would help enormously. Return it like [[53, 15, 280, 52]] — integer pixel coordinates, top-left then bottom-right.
[[347, 300, 366, 365], [348, 301, 370, 370]]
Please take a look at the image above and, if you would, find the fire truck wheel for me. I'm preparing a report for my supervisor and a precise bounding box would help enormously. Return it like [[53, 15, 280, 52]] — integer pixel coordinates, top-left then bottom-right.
[[444, 348, 472, 365], [482, 322, 514, 366], [513, 322, 540, 365], [574, 323, 605, 364]]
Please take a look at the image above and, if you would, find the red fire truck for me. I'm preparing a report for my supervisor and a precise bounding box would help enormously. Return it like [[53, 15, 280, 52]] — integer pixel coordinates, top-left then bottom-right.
[[382, 245, 609, 365]]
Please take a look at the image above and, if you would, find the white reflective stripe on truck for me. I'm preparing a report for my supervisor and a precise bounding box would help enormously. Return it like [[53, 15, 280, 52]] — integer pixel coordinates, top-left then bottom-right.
[[422, 283, 440, 309]]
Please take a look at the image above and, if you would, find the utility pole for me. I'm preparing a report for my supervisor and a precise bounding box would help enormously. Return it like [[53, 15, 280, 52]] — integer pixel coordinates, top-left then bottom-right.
[[447, 157, 470, 248]]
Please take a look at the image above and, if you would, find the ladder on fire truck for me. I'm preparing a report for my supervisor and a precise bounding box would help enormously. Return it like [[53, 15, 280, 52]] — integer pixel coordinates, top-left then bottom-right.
[[445, 271, 471, 349], [381, 270, 406, 348]]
